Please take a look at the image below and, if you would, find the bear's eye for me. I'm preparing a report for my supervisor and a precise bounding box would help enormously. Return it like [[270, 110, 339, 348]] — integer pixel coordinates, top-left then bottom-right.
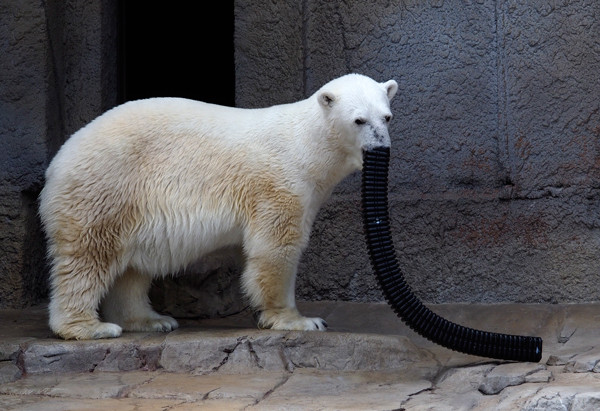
[[355, 118, 366, 125], [385, 115, 392, 123]]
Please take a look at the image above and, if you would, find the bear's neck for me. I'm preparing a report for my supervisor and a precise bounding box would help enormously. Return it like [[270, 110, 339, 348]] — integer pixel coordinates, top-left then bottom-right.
[[288, 98, 362, 197]]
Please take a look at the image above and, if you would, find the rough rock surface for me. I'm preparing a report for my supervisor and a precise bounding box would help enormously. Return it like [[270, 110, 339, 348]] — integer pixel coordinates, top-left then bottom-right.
[[236, 0, 600, 307], [3, 302, 600, 410], [0, 0, 118, 308], [2, 0, 600, 311]]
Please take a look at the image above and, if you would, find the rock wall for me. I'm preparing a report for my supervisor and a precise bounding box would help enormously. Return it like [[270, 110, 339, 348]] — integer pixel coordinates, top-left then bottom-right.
[[0, 0, 118, 308], [235, 0, 600, 304], [1, 0, 599, 310], [0, 2, 46, 308]]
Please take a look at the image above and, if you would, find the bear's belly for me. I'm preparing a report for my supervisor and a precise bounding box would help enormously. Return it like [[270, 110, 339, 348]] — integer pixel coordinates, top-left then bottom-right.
[[125, 211, 243, 276]]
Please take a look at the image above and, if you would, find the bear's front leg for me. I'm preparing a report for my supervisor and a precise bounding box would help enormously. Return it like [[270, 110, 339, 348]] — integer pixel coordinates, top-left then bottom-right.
[[241, 246, 327, 332]]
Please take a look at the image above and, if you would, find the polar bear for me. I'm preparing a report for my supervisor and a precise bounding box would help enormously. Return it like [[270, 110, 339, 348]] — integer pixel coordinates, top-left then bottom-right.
[[39, 73, 398, 340]]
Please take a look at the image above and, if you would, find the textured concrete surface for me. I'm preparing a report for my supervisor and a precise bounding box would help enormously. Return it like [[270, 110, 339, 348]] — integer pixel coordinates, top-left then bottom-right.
[[0, 0, 52, 309], [2, 0, 600, 312], [0, 0, 118, 308], [2, 301, 600, 410], [235, 0, 600, 306]]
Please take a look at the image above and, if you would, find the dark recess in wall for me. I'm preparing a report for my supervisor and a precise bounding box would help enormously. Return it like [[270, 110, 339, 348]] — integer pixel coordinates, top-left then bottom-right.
[[118, 2, 235, 106]]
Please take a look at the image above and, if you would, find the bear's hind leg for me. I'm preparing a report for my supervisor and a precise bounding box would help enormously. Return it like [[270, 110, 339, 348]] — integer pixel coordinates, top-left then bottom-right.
[[101, 268, 179, 333], [48, 256, 122, 340]]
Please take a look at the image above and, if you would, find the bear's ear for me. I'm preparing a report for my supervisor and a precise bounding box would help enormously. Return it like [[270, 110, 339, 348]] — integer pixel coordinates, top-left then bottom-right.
[[383, 80, 398, 101], [318, 91, 336, 108]]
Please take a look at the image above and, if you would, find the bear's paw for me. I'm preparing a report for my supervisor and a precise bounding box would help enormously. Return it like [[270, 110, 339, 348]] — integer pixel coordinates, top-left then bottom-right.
[[122, 315, 179, 333], [258, 309, 328, 331]]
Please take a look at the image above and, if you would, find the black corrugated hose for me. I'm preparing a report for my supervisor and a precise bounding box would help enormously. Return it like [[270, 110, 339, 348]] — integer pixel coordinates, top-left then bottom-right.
[[361, 147, 542, 362]]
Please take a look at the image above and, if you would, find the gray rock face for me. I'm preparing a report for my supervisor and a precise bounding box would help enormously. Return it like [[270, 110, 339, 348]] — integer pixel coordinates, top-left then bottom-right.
[[16, 328, 434, 376], [2, 0, 600, 312], [478, 363, 549, 395], [0, 363, 21, 385], [149, 247, 246, 319], [236, 0, 600, 307], [0, 0, 118, 309]]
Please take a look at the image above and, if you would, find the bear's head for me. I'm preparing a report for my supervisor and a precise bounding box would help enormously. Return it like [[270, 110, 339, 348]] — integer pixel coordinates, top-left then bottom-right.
[[317, 74, 398, 151]]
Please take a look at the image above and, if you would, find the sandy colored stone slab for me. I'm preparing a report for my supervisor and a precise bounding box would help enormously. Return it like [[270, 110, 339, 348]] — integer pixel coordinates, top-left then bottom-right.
[[129, 370, 288, 402], [254, 369, 431, 410], [0, 395, 180, 411], [0, 371, 153, 399]]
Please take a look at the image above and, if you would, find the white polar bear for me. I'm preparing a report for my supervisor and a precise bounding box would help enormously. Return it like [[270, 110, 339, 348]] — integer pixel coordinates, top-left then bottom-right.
[[39, 73, 398, 340]]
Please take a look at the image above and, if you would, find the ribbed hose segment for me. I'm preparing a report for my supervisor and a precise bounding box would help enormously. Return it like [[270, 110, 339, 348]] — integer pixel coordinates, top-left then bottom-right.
[[361, 147, 542, 362]]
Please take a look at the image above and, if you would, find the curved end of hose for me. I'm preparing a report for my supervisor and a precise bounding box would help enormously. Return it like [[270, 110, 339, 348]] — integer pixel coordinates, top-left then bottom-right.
[[361, 146, 543, 363]]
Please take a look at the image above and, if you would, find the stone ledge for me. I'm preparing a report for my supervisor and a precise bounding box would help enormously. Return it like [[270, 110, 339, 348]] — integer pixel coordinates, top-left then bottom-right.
[[2, 302, 600, 410]]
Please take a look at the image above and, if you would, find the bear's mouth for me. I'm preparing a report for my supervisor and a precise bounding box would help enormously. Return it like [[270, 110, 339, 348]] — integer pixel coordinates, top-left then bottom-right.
[[361, 146, 542, 362]]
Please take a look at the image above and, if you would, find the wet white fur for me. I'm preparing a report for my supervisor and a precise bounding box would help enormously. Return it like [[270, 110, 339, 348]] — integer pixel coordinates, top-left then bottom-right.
[[39, 74, 397, 339]]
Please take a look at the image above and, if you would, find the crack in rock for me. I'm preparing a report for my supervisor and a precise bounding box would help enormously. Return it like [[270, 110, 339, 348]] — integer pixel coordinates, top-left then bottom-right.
[[40, 348, 69, 365], [246, 340, 264, 370], [547, 353, 578, 366], [211, 340, 243, 372], [202, 387, 221, 401], [89, 348, 111, 373], [478, 363, 549, 395], [558, 325, 577, 344], [244, 374, 291, 410], [564, 354, 600, 373]]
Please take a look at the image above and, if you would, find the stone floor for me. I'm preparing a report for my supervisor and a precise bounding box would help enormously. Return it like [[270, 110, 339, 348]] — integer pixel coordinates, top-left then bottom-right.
[[1, 301, 600, 410]]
